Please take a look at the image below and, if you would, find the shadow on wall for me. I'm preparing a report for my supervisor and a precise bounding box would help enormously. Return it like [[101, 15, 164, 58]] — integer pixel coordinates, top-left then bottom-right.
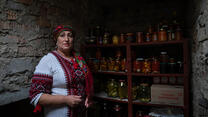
[[0, 98, 43, 117]]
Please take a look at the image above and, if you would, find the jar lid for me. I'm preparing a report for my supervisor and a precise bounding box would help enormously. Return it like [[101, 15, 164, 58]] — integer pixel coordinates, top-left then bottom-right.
[[140, 83, 148, 86], [160, 51, 167, 55], [136, 58, 144, 61]]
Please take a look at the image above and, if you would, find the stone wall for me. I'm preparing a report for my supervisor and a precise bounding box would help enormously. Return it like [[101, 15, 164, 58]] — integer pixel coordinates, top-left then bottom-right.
[[0, 0, 93, 105], [190, 0, 208, 116]]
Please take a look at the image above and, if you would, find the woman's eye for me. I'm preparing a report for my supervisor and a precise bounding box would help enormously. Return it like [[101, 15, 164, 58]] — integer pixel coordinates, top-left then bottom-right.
[[67, 34, 73, 38], [60, 34, 65, 37]]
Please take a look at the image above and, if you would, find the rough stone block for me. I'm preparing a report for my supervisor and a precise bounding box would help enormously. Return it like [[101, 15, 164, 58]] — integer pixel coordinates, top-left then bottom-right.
[[16, 0, 33, 5]]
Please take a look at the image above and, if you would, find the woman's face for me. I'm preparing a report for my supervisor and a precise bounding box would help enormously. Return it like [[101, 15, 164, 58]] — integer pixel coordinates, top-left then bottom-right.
[[56, 31, 73, 52]]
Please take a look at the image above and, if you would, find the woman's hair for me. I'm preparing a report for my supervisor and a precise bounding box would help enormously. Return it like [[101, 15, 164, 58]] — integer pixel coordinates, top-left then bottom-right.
[[52, 25, 75, 42]]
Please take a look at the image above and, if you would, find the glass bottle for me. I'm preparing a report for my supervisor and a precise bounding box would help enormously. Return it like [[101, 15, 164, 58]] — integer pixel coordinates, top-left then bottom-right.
[[168, 58, 176, 73], [160, 52, 169, 73], [102, 103, 109, 117], [113, 104, 121, 117], [118, 80, 128, 99]]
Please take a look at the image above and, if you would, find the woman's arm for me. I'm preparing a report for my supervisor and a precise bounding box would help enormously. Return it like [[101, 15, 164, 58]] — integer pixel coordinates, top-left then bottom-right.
[[38, 94, 82, 107]]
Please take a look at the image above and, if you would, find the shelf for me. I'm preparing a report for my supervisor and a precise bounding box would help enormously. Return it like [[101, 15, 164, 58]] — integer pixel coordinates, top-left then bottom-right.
[[84, 43, 127, 48], [132, 73, 184, 77], [133, 100, 184, 109], [130, 40, 185, 46], [93, 71, 127, 76], [94, 92, 128, 103]]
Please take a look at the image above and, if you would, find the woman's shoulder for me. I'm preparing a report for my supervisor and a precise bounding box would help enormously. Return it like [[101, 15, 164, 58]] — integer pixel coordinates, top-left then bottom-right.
[[39, 52, 57, 63]]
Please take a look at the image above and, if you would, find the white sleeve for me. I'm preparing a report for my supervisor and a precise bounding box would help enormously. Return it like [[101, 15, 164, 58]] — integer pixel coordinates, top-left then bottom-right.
[[29, 54, 53, 107]]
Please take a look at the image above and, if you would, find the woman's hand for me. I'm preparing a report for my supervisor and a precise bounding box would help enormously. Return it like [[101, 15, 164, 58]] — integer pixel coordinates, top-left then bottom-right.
[[85, 96, 93, 108], [64, 95, 82, 107]]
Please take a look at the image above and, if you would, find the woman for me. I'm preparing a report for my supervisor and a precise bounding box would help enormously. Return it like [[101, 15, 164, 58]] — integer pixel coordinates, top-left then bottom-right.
[[29, 25, 93, 117]]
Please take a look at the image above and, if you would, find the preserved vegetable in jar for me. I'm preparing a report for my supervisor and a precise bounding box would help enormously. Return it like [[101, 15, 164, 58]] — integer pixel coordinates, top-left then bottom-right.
[[118, 80, 128, 99], [107, 79, 118, 97], [120, 33, 125, 44], [142, 59, 151, 73], [112, 35, 119, 44], [134, 58, 144, 73], [152, 58, 160, 73], [158, 28, 167, 41], [121, 58, 127, 72], [108, 57, 115, 71], [136, 32, 143, 43], [138, 83, 151, 102], [114, 58, 120, 72], [152, 32, 158, 42], [100, 57, 107, 71]]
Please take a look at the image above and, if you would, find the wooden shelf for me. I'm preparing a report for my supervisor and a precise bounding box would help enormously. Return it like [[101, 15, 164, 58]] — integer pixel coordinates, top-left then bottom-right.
[[130, 40, 185, 46], [84, 43, 126, 48], [93, 71, 127, 76], [132, 73, 184, 77], [94, 92, 128, 104], [133, 101, 184, 109]]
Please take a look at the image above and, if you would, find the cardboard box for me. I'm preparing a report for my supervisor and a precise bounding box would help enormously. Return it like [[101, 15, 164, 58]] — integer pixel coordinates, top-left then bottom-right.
[[151, 84, 184, 106]]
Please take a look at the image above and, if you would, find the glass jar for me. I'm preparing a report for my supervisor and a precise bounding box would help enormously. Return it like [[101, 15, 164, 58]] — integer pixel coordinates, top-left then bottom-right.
[[160, 52, 169, 73], [126, 33, 134, 43], [152, 32, 158, 42], [136, 32, 143, 43], [152, 58, 160, 73], [175, 25, 182, 40], [108, 57, 115, 71], [145, 33, 151, 42], [138, 83, 151, 102], [120, 33, 125, 44], [132, 83, 138, 100], [142, 59, 151, 73], [134, 58, 144, 73], [114, 58, 120, 72], [112, 35, 119, 45], [107, 79, 118, 97], [121, 58, 127, 72], [158, 28, 167, 41], [100, 57, 107, 71], [118, 80, 128, 99], [168, 58, 176, 73]]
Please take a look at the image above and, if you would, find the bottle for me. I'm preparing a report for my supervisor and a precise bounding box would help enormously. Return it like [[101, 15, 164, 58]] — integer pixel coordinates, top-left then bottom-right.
[[113, 104, 121, 117], [158, 27, 167, 41], [118, 80, 128, 99], [168, 58, 176, 73], [160, 52, 169, 73], [102, 103, 109, 117]]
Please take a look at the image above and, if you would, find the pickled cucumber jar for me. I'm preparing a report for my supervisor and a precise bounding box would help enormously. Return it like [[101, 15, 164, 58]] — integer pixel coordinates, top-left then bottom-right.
[[107, 79, 118, 97], [118, 80, 128, 99], [132, 83, 138, 100], [138, 83, 150, 102]]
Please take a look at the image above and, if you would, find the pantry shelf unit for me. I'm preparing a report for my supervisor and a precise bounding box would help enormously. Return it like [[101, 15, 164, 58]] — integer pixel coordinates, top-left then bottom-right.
[[83, 39, 190, 117]]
